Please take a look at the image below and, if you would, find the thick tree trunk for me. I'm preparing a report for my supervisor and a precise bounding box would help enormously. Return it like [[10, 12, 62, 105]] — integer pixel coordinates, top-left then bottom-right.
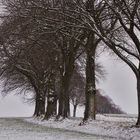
[[58, 92, 64, 117], [58, 54, 74, 119], [39, 93, 45, 116], [84, 83, 90, 120], [57, 77, 66, 118], [63, 80, 70, 118], [44, 73, 57, 120], [73, 105, 77, 117], [53, 98, 57, 115], [84, 54, 96, 120], [84, 33, 96, 121], [61, 75, 71, 118], [33, 93, 39, 116], [45, 98, 56, 120], [89, 90, 96, 119], [45, 92, 57, 119], [33, 91, 46, 117]]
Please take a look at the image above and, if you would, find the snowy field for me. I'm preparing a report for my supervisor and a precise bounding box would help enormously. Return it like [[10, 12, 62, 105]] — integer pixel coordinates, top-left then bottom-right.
[[25, 114, 140, 140], [0, 114, 140, 140], [0, 117, 115, 140]]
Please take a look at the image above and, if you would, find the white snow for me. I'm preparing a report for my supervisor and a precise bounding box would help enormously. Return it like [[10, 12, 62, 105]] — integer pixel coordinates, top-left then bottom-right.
[[25, 114, 140, 140], [0, 117, 112, 140]]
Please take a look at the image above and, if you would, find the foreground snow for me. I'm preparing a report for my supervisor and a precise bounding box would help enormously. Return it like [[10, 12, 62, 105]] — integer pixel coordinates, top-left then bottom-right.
[[0, 117, 115, 140], [25, 114, 140, 140]]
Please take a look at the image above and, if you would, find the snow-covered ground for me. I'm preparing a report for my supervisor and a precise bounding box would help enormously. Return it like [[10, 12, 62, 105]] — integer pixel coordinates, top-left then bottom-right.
[[0, 117, 115, 140], [25, 114, 140, 140]]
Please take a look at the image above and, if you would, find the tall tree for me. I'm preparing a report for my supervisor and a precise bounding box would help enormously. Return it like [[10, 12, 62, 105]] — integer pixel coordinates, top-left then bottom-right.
[[0, 12, 60, 117], [93, 0, 140, 126], [74, 0, 140, 126]]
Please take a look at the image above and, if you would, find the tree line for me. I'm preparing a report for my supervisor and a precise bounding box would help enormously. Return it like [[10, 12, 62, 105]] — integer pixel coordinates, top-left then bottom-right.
[[0, 0, 139, 126]]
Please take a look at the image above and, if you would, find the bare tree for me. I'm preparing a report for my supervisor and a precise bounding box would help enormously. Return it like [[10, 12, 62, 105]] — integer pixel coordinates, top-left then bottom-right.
[[0, 0, 86, 119], [84, 0, 140, 126], [0, 11, 60, 117], [0, 0, 130, 123]]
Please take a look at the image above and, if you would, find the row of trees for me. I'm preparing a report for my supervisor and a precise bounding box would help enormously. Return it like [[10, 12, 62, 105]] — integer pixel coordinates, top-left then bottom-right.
[[0, 0, 139, 126]]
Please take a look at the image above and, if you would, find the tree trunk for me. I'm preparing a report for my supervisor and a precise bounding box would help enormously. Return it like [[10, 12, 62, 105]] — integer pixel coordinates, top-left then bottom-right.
[[33, 91, 46, 117], [58, 91, 64, 117], [57, 76, 65, 118], [89, 91, 96, 119], [73, 105, 77, 117], [62, 75, 71, 118], [58, 53, 74, 119], [45, 91, 57, 119], [45, 98, 56, 119], [39, 93, 46, 116], [44, 73, 57, 120], [53, 98, 57, 115], [84, 54, 96, 120], [58, 82, 71, 118], [84, 82, 90, 120], [84, 33, 96, 121], [33, 93, 39, 116]]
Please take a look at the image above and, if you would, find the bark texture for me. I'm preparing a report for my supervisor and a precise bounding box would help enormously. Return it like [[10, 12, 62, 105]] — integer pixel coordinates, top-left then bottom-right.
[[84, 33, 96, 121]]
